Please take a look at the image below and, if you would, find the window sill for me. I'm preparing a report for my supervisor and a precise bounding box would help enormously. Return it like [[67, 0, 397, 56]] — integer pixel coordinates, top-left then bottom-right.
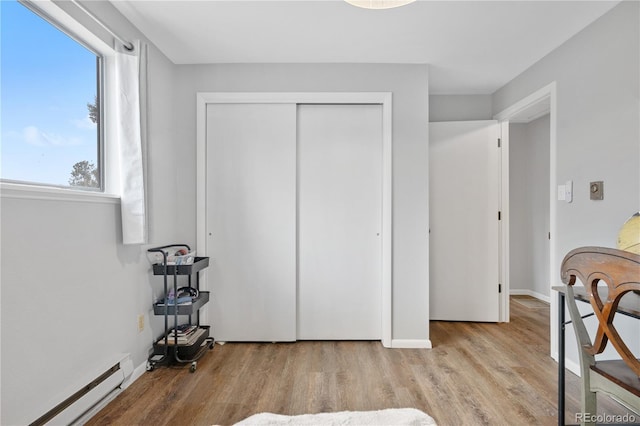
[[0, 182, 120, 204]]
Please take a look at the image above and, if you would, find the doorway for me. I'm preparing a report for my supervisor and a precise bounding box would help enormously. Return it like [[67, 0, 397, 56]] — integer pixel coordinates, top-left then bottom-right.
[[494, 82, 557, 336], [508, 112, 551, 305]]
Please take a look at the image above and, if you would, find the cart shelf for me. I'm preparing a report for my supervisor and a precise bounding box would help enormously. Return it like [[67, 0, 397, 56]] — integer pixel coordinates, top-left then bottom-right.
[[153, 291, 210, 316], [152, 256, 210, 275]]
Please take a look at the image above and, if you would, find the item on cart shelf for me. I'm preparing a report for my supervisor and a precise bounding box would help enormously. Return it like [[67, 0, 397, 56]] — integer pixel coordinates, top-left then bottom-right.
[[177, 286, 199, 300], [157, 327, 206, 346], [170, 324, 198, 336], [156, 286, 200, 306], [146, 246, 196, 265]]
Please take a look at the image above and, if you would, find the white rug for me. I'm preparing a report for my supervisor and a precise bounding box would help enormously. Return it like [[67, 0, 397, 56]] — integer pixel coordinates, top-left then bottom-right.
[[234, 408, 437, 425]]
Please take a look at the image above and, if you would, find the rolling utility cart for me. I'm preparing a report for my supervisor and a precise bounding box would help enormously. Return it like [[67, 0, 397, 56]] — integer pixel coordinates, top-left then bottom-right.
[[146, 244, 214, 373]]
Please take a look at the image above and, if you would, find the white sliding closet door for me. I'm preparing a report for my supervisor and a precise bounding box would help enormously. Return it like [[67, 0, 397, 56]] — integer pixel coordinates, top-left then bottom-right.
[[207, 103, 297, 341], [297, 104, 383, 340]]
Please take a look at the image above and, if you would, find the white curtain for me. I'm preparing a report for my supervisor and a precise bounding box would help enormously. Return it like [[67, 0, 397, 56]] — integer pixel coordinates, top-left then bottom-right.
[[115, 40, 148, 245]]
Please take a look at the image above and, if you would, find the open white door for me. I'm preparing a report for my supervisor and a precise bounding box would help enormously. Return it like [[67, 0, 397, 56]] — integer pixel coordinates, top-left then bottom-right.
[[429, 120, 501, 322]]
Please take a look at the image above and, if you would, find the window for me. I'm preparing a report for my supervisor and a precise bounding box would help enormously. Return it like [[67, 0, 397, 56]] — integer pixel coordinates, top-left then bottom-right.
[[1, 0, 102, 190]]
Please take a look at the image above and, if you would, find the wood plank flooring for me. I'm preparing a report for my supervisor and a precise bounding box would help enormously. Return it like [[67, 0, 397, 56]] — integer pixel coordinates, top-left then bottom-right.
[[87, 297, 636, 425]]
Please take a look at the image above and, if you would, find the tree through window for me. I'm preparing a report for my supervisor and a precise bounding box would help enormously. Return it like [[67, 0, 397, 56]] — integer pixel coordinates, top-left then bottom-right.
[[1, 0, 102, 190]]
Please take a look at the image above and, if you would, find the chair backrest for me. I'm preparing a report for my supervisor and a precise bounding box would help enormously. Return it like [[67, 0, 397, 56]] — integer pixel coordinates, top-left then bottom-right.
[[561, 246, 640, 377]]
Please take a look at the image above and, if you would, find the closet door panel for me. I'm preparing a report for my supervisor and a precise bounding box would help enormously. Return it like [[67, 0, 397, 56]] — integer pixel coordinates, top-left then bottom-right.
[[297, 104, 383, 340], [207, 103, 297, 341]]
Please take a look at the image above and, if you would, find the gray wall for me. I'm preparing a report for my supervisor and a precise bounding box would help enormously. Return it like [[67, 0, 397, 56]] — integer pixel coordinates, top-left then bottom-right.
[[494, 1, 639, 258], [509, 115, 550, 298], [0, 2, 181, 424], [429, 94, 493, 122], [174, 63, 430, 341], [494, 1, 639, 364]]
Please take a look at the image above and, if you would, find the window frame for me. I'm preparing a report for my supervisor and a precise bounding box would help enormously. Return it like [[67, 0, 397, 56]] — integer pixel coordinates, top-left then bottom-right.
[[1, 0, 118, 201]]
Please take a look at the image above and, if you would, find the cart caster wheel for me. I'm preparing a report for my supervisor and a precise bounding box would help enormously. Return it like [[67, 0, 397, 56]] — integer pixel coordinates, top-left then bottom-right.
[[209, 342, 214, 350], [190, 362, 197, 373], [146, 362, 155, 372]]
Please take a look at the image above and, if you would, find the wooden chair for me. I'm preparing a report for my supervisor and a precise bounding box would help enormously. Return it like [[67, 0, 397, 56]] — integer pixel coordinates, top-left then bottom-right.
[[561, 246, 640, 425]]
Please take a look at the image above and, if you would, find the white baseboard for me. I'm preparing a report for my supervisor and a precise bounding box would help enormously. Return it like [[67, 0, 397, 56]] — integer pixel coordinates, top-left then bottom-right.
[[391, 339, 432, 349], [510, 289, 551, 303], [552, 351, 581, 377], [124, 361, 147, 390]]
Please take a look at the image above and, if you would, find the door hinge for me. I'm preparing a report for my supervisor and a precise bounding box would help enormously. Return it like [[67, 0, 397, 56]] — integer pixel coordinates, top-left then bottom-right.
[[548, 232, 551, 240], [499, 283, 502, 293], [498, 138, 501, 148], [498, 211, 501, 220]]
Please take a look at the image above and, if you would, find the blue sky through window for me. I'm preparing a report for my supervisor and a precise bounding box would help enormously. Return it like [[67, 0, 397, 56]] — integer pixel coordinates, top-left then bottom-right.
[[1, 0, 98, 187]]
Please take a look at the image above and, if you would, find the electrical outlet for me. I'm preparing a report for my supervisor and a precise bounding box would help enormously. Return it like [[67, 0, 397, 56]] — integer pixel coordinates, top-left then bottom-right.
[[137, 314, 145, 333]]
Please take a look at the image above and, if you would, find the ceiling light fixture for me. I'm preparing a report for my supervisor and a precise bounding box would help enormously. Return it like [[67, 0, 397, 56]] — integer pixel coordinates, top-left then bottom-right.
[[345, 0, 416, 10]]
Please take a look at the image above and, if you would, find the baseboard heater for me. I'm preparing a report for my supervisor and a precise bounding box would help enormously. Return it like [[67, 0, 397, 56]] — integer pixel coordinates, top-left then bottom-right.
[[30, 354, 133, 426]]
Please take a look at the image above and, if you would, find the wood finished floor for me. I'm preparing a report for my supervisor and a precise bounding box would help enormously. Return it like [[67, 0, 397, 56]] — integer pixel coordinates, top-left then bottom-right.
[[87, 296, 636, 425]]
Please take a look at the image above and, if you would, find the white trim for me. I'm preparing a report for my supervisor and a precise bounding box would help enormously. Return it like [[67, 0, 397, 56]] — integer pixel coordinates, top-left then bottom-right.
[[195, 93, 208, 324], [494, 81, 557, 357], [196, 92, 393, 348], [549, 87, 558, 355], [0, 182, 119, 204], [196, 93, 208, 257], [509, 107, 551, 124], [391, 339, 432, 349], [494, 84, 553, 122], [380, 94, 393, 349], [123, 361, 147, 390], [552, 351, 581, 377], [499, 121, 510, 323], [196, 92, 392, 105], [509, 289, 551, 304]]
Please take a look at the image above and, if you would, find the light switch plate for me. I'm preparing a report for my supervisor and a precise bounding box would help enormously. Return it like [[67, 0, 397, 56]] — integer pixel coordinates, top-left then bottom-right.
[[565, 180, 573, 203], [557, 185, 566, 201]]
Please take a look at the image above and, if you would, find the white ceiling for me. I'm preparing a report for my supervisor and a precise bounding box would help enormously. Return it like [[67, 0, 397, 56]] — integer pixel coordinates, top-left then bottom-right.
[[111, 0, 619, 94]]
